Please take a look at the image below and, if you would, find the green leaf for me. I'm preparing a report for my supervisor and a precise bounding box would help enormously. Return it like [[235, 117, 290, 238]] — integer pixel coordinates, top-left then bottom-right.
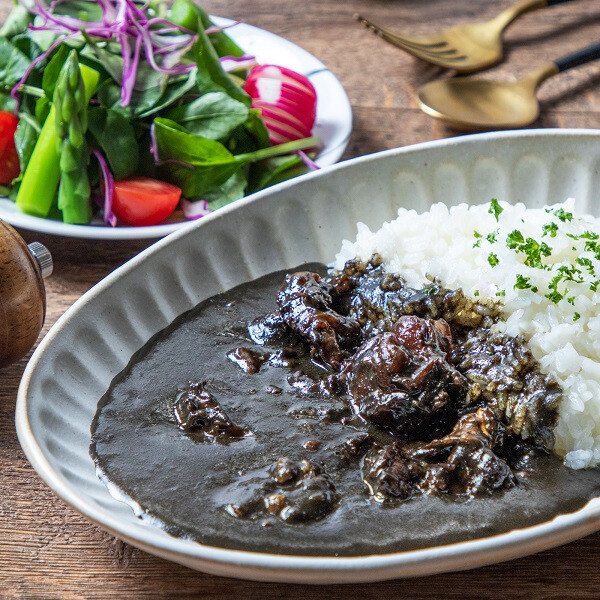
[[248, 154, 306, 193], [136, 70, 197, 118], [154, 117, 320, 198], [193, 28, 251, 106], [14, 114, 39, 173], [0, 91, 16, 112], [165, 91, 249, 139], [54, 0, 102, 21], [34, 95, 50, 124], [0, 37, 33, 87], [154, 117, 241, 197], [42, 44, 70, 98], [244, 108, 270, 149], [0, 4, 32, 39], [206, 170, 247, 210], [88, 107, 139, 179]]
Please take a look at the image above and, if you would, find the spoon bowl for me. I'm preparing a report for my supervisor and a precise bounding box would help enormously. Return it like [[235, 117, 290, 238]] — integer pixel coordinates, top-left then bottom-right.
[[417, 64, 558, 130]]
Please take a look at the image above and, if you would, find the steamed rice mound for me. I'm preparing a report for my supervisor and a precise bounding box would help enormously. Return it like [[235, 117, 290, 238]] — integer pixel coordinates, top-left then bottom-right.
[[333, 199, 600, 469]]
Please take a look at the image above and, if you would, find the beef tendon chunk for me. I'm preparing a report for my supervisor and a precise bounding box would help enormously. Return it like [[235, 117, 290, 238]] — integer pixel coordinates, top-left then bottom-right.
[[277, 272, 362, 369], [327, 257, 493, 335], [224, 458, 339, 524], [226, 347, 267, 374], [404, 407, 514, 497], [456, 329, 561, 450], [362, 442, 452, 502], [173, 382, 246, 442], [342, 317, 467, 437]]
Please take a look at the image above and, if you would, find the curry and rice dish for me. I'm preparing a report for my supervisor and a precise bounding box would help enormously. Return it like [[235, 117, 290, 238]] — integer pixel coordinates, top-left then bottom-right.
[[91, 199, 600, 555]]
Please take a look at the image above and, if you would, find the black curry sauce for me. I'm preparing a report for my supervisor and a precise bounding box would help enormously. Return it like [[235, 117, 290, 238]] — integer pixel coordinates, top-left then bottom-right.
[[90, 259, 600, 556]]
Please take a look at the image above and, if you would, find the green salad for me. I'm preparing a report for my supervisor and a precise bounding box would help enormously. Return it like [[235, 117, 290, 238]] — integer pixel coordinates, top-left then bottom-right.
[[0, 0, 319, 226]]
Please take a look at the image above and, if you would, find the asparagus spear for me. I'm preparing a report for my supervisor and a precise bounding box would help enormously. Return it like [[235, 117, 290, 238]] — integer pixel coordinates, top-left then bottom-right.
[[15, 59, 99, 219], [53, 51, 92, 224]]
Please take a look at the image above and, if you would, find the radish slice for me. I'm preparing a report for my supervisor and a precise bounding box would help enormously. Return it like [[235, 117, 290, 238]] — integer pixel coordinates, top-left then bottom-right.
[[244, 64, 317, 145]]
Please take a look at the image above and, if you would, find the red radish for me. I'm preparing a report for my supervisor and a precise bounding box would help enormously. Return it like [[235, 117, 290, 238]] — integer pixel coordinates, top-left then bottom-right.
[[244, 65, 316, 145]]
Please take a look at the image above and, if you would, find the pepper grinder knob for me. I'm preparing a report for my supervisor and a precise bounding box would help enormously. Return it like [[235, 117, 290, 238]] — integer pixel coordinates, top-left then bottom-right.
[[0, 220, 50, 368], [27, 241, 54, 278]]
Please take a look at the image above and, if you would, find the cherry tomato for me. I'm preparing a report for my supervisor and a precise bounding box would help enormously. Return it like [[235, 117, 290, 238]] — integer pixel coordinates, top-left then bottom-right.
[[112, 177, 182, 226], [0, 142, 21, 185], [0, 111, 18, 158]]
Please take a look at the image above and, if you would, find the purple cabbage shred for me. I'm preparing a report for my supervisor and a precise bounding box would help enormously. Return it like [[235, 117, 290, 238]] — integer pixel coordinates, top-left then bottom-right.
[[92, 149, 117, 227]]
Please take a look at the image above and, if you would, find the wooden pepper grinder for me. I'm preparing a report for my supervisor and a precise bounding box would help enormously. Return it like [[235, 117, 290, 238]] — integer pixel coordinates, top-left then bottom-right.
[[0, 219, 53, 368]]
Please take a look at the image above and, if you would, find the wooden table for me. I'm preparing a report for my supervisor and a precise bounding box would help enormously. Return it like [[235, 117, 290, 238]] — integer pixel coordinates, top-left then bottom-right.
[[2, 0, 600, 597]]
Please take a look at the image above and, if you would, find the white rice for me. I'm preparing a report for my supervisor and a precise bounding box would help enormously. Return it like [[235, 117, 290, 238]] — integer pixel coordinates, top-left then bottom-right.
[[333, 199, 600, 469]]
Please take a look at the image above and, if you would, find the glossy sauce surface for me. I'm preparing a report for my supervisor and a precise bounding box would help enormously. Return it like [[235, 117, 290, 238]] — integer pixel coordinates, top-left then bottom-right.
[[91, 265, 600, 556]]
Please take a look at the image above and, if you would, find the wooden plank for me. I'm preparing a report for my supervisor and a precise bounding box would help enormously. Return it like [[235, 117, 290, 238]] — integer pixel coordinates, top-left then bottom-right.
[[2, 0, 600, 596]]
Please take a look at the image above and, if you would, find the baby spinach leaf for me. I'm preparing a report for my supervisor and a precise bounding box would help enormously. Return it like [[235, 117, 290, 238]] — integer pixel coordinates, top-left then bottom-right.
[[34, 95, 50, 123], [193, 29, 250, 107], [165, 91, 248, 139], [14, 116, 39, 173], [0, 4, 32, 40], [248, 154, 306, 193], [54, 0, 102, 22], [244, 108, 271, 149], [154, 117, 241, 196], [0, 91, 16, 112], [42, 44, 69, 98], [88, 107, 139, 179], [136, 70, 197, 118], [0, 37, 33, 87], [205, 170, 247, 210], [194, 6, 244, 58]]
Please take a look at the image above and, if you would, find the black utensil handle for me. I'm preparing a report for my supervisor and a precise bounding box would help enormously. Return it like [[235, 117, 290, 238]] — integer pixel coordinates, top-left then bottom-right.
[[554, 42, 600, 72], [546, 0, 577, 6]]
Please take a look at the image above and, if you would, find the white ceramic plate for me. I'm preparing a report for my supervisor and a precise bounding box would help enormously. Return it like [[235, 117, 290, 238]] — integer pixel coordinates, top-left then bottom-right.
[[16, 130, 600, 584], [0, 17, 351, 240]]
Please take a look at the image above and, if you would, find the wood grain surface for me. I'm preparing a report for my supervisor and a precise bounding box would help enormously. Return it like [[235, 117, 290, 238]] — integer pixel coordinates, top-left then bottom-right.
[[2, 0, 600, 597]]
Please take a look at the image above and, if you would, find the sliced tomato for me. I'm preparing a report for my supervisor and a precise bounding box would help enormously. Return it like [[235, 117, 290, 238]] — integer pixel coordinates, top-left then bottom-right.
[[0, 141, 21, 185], [111, 177, 182, 226], [0, 111, 18, 158]]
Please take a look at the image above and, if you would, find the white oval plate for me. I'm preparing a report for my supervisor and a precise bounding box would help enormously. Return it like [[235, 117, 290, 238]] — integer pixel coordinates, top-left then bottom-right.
[[16, 130, 600, 583], [0, 17, 351, 240]]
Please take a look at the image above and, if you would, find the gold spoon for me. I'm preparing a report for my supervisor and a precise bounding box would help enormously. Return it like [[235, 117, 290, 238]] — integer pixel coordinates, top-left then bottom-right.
[[355, 0, 577, 74], [416, 42, 600, 130]]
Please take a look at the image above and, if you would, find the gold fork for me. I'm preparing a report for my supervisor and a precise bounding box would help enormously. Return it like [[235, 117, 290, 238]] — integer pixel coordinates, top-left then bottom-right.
[[355, 0, 576, 73]]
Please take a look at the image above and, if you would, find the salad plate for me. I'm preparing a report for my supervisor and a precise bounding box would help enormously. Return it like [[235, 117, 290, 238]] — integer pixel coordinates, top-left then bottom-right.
[[0, 17, 351, 240], [16, 129, 600, 583]]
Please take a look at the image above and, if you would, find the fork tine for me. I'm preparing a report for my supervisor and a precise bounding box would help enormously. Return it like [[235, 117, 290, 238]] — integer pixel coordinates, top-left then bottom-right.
[[379, 35, 468, 66], [354, 14, 448, 49]]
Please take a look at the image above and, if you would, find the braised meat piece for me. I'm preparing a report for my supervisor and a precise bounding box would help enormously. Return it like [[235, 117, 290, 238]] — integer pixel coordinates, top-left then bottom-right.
[[224, 458, 339, 524], [247, 311, 297, 346], [227, 347, 267, 373], [404, 407, 514, 497], [362, 442, 452, 501], [342, 317, 467, 437], [328, 257, 491, 335], [173, 382, 246, 442], [277, 272, 362, 369], [455, 329, 561, 450]]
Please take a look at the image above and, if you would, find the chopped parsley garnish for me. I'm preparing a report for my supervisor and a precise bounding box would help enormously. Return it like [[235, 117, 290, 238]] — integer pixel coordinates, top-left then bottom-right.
[[542, 222, 558, 238], [573, 312, 581, 322], [506, 231, 551, 269], [506, 229, 524, 249], [473, 230, 483, 248], [488, 253, 499, 267], [486, 229, 499, 244], [496, 290, 506, 297], [514, 274, 538, 293], [488, 198, 503, 222], [473, 290, 480, 297], [545, 207, 573, 222]]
